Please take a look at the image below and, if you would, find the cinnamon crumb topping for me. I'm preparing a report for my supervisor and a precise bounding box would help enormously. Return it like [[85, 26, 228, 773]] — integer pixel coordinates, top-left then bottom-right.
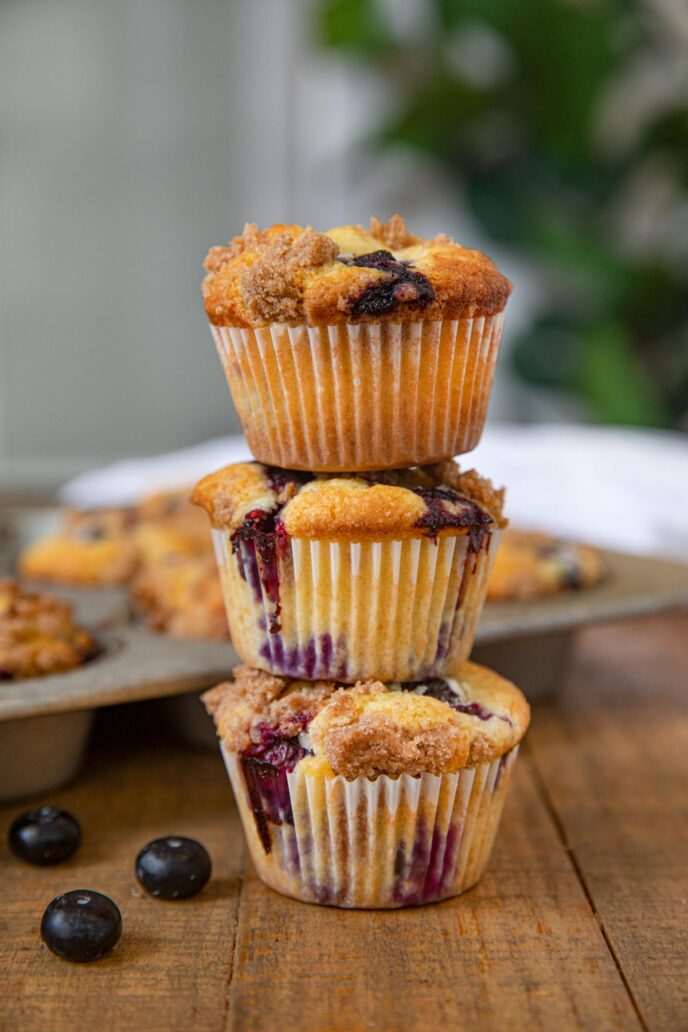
[[241, 229, 340, 323]]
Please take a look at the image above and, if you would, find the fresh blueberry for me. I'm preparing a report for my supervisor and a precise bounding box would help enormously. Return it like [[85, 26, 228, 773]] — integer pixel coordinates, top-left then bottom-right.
[[41, 890, 122, 962], [135, 836, 211, 900], [9, 806, 81, 866]]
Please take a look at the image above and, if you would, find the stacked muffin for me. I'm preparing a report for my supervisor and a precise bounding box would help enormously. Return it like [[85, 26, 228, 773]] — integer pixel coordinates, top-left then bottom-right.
[[194, 216, 530, 908]]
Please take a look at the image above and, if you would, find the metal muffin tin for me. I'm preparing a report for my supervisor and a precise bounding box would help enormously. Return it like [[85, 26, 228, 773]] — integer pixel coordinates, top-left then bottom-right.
[[1, 550, 687, 802], [0, 583, 238, 802]]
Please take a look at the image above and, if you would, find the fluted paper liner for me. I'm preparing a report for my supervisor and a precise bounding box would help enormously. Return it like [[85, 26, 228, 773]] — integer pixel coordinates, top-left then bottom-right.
[[223, 745, 519, 908], [213, 529, 498, 682], [211, 315, 505, 471]]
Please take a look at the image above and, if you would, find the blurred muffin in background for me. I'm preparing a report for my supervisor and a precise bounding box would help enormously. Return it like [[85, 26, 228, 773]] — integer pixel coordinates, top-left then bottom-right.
[[0, 579, 99, 679], [129, 487, 224, 639], [18, 487, 213, 587], [19, 508, 138, 586], [133, 508, 212, 570], [488, 529, 605, 601], [131, 554, 228, 640]]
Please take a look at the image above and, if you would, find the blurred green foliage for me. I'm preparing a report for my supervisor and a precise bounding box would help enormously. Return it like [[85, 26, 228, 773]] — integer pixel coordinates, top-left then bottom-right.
[[315, 0, 688, 428]]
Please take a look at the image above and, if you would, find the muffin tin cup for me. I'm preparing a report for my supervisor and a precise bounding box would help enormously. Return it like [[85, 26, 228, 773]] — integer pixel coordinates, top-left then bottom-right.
[[213, 529, 499, 682], [211, 315, 505, 472], [0, 709, 95, 803], [223, 745, 519, 908]]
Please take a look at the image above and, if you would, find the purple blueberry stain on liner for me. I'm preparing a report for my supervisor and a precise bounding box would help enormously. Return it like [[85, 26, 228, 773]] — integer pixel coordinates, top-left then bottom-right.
[[259, 633, 348, 680], [231, 468, 313, 634], [241, 720, 313, 853]]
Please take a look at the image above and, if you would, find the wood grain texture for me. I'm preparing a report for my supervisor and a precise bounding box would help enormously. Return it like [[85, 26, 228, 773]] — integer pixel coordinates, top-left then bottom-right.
[[229, 758, 638, 1032], [0, 724, 244, 1032], [1, 614, 686, 1032], [527, 612, 688, 1032]]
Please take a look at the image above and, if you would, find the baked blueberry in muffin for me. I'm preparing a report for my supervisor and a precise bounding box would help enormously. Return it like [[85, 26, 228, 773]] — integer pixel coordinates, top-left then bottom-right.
[[202, 215, 511, 470], [193, 460, 506, 682]]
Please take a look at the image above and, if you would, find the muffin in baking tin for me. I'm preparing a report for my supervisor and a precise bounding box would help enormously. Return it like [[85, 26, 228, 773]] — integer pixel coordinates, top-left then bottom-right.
[[19, 490, 211, 586], [0, 580, 99, 680], [203, 216, 511, 471], [131, 554, 228, 640], [193, 459, 506, 682], [204, 661, 529, 908], [488, 529, 605, 601], [19, 508, 139, 586]]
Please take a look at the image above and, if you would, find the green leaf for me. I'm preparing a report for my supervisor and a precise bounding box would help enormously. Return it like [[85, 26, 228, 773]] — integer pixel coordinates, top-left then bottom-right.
[[511, 318, 581, 389], [576, 322, 667, 426], [316, 0, 392, 55], [436, 0, 516, 32], [378, 71, 492, 155]]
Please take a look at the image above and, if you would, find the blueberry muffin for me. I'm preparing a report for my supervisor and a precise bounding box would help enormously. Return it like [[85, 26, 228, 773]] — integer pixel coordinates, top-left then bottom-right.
[[204, 661, 529, 908], [488, 529, 605, 601], [0, 580, 99, 679], [192, 460, 506, 681], [131, 554, 228, 640], [135, 488, 195, 522], [19, 508, 138, 586], [202, 215, 511, 470], [132, 513, 212, 570]]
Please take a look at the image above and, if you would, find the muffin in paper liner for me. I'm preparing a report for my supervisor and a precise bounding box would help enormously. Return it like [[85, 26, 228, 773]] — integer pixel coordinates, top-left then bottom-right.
[[202, 216, 511, 472], [211, 315, 504, 472], [193, 460, 506, 682], [213, 528, 498, 682], [204, 661, 528, 909], [223, 747, 518, 909]]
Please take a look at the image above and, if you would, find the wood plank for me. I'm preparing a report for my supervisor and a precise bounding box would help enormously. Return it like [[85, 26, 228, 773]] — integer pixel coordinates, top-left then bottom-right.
[[228, 757, 639, 1032], [0, 721, 244, 1032], [527, 613, 688, 1032]]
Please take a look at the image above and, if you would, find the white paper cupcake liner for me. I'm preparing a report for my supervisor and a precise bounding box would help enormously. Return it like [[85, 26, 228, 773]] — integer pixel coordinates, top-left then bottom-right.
[[223, 745, 519, 908], [211, 315, 504, 471], [213, 528, 498, 682]]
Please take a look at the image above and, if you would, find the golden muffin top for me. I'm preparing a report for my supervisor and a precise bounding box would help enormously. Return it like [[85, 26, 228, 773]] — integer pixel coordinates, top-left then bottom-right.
[[203, 661, 529, 777], [0, 579, 98, 680], [202, 215, 511, 327], [191, 460, 506, 543]]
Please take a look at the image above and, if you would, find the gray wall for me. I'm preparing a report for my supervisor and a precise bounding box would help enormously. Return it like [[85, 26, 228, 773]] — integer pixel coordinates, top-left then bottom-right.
[[0, 0, 246, 480]]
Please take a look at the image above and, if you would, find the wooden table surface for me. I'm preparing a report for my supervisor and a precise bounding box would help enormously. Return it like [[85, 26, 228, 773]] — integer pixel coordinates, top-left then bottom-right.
[[2, 612, 687, 1032]]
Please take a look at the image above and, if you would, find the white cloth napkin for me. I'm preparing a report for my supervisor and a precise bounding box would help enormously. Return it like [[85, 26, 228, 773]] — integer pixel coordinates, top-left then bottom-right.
[[60, 425, 688, 560]]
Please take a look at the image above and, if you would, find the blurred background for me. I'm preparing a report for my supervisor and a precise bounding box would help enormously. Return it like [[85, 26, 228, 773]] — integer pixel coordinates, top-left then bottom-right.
[[0, 0, 686, 495]]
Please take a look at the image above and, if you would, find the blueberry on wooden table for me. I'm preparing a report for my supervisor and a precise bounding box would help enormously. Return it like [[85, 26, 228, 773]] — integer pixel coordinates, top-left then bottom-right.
[[135, 836, 211, 900], [41, 890, 122, 962], [8, 806, 81, 865]]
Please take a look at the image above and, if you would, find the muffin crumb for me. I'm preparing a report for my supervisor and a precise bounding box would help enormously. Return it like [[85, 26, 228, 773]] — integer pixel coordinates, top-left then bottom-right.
[[368, 214, 420, 250]]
